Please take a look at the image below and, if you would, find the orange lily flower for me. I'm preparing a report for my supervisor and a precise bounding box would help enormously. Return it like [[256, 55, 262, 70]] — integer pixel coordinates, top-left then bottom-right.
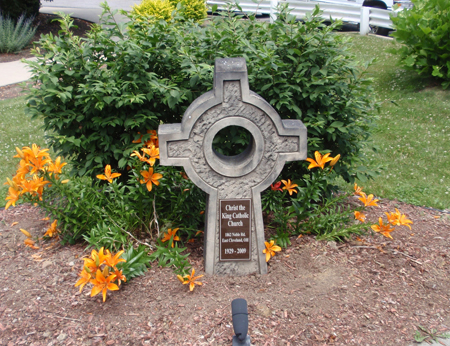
[[82, 248, 109, 273], [306, 151, 333, 170], [24, 238, 39, 249], [131, 150, 148, 163], [178, 268, 204, 292], [111, 268, 127, 286], [358, 192, 379, 207], [27, 155, 52, 175], [90, 269, 119, 302], [371, 217, 395, 239], [354, 211, 366, 223], [145, 130, 159, 148], [132, 132, 144, 144], [5, 186, 21, 210], [20, 178, 40, 196], [74, 269, 92, 293], [385, 209, 413, 230], [47, 156, 67, 178], [104, 250, 126, 268], [263, 240, 281, 262], [141, 146, 159, 166], [354, 183, 363, 196], [161, 228, 180, 248], [281, 179, 298, 195], [97, 165, 121, 183], [44, 220, 58, 238], [22, 144, 49, 160], [329, 154, 341, 167], [14, 146, 26, 160], [140, 167, 163, 192], [15, 160, 30, 180]]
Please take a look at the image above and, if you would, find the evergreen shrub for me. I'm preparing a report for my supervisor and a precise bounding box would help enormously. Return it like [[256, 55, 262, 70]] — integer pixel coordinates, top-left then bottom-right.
[[390, 0, 450, 89], [0, 13, 37, 53], [26, 4, 377, 183]]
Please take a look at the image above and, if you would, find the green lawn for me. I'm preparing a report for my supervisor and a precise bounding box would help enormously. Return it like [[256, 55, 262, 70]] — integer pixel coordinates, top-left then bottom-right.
[[344, 34, 450, 210], [0, 95, 48, 206], [1, 34, 449, 209]]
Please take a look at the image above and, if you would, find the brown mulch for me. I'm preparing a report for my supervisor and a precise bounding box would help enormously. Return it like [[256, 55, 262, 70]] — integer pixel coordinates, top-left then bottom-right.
[[1, 198, 450, 345]]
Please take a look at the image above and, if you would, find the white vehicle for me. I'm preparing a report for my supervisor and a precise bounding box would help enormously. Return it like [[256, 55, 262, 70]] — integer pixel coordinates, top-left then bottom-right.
[[304, 0, 412, 34]]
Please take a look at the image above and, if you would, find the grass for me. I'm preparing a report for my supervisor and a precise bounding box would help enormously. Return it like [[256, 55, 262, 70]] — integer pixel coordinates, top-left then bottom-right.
[[0, 94, 49, 207], [343, 33, 450, 210], [0, 34, 449, 210]]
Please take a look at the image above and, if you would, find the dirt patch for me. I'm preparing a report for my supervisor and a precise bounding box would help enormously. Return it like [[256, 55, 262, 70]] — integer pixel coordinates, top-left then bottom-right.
[[1, 198, 450, 345]]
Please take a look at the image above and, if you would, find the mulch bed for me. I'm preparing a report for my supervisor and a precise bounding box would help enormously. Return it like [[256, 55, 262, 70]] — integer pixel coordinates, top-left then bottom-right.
[[1, 198, 449, 345]]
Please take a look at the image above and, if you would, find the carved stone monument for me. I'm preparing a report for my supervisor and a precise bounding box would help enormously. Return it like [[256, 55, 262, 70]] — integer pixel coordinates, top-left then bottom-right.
[[158, 58, 307, 275]]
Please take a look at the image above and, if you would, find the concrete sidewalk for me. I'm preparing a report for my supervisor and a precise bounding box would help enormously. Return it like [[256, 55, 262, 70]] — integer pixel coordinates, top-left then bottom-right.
[[0, 5, 130, 87]]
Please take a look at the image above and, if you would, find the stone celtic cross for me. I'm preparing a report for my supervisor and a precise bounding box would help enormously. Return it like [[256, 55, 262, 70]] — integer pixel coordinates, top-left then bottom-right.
[[158, 58, 307, 275]]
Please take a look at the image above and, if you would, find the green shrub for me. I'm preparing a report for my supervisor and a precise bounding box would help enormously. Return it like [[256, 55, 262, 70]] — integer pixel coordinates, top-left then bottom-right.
[[0, 13, 37, 53], [26, 3, 377, 184], [390, 0, 450, 89], [131, 0, 175, 22]]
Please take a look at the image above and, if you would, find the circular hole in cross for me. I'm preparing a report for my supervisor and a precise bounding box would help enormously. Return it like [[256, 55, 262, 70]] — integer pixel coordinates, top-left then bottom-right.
[[212, 125, 252, 157]]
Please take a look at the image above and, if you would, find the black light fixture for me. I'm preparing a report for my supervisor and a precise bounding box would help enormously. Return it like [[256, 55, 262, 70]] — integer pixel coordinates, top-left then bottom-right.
[[231, 298, 251, 346]]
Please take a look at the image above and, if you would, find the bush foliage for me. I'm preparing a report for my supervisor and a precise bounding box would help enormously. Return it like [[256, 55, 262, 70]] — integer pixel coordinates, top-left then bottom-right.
[[26, 3, 377, 183], [390, 0, 450, 89]]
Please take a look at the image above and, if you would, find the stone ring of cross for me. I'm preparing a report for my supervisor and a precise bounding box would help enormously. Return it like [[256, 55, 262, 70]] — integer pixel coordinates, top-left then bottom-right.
[[203, 117, 265, 178]]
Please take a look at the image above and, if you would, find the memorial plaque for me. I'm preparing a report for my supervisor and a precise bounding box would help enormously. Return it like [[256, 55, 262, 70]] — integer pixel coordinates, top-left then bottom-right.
[[158, 57, 307, 276], [220, 199, 251, 261]]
